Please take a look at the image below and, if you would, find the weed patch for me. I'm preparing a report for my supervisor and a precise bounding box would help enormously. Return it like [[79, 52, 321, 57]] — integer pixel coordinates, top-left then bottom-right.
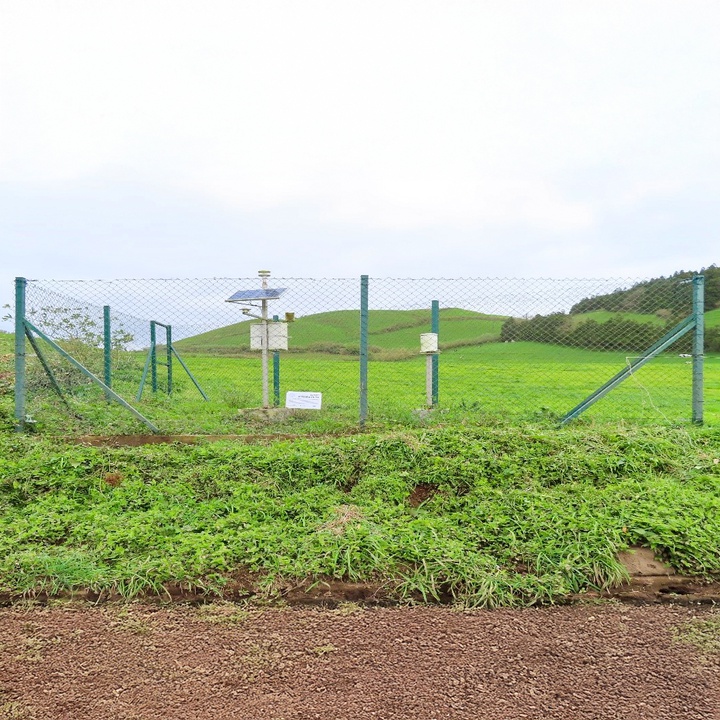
[[673, 615, 720, 655]]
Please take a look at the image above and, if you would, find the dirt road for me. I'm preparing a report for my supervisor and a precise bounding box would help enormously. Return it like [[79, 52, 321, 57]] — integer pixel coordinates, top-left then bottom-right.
[[1, 602, 718, 719]]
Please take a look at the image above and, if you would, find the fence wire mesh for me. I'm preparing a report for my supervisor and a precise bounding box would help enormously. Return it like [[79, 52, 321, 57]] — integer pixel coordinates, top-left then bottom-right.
[[19, 275, 702, 433]]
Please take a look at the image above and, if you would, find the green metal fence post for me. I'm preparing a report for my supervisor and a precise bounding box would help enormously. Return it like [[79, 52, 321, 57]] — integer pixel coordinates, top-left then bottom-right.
[[431, 300, 439, 407], [359, 275, 369, 427], [103, 305, 112, 395], [150, 321, 157, 393], [14, 277, 27, 432], [272, 315, 280, 407], [692, 275, 704, 424], [167, 325, 173, 395]]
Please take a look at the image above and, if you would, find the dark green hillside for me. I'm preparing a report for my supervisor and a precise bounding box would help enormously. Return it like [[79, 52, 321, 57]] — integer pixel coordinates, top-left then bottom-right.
[[570, 266, 720, 316], [502, 266, 720, 353], [500, 311, 672, 352]]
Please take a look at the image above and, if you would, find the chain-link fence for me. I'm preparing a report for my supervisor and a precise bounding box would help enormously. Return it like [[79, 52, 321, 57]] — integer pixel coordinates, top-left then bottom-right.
[[12, 273, 709, 434]]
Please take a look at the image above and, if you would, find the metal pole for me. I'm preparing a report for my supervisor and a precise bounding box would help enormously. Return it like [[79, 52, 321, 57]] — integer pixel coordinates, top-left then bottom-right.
[[692, 274, 704, 424], [167, 325, 173, 395], [103, 305, 112, 395], [273, 315, 280, 407], [426, 354, 433, 407], [261, 298, 269, 407], [14, 277, 27, 431], [431, 300, 439, 407], [150, 321, 157, 393], [359, 275, 369, 427]]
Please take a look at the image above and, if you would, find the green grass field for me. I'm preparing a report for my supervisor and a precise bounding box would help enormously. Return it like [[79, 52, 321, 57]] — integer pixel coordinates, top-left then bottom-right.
[[3, 297, 718, 438], [14, 346, 720, 435], [705, 307, 720, 328]]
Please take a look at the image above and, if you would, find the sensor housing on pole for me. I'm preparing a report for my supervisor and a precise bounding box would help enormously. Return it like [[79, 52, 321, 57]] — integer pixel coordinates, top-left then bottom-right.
[[420, 333, 439, 354]]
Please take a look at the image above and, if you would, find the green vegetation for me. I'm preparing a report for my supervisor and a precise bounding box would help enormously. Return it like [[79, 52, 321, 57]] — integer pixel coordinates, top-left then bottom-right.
[[673, 615, 720, 655], [500, 312, 672, 352], [569, 265, 720, 315], [5, 341, 713, 435], [178, 300, 716, 361], [7, 296, 706, 438], [567, 311, 667, 328], [175, 304, 704, 356], [2, 327, 719, 608], [0, 424, 719, 607], [497, 266, 720, 353], [3, 325, 715, 435], [705, 308, 720, 329], [2, 271, 718, 610]]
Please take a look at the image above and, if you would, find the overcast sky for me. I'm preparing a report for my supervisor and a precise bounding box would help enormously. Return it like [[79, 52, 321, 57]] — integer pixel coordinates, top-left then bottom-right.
[[1, 0, 719, 320]]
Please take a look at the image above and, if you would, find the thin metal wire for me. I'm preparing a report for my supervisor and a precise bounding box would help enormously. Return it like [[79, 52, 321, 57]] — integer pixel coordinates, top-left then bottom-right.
[[20, 275, 694, 427]]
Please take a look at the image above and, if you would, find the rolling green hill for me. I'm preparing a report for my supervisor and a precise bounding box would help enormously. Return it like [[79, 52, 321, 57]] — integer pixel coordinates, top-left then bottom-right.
[[174, 308, 509, 355], [175, 304, 712, 357]]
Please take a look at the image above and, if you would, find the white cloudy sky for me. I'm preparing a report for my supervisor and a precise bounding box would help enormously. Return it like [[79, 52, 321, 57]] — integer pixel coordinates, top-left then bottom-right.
[[1, 0, 719, 315]]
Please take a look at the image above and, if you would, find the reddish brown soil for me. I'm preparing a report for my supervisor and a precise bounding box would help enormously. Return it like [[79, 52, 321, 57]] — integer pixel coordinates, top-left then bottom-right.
[[72, 431, 362, 447], [1, 603, 718, 719], [408, 483, 438, 507]]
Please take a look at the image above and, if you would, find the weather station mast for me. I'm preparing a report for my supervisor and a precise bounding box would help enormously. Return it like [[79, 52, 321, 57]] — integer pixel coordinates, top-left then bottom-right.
[[226, 270, 290, 408]]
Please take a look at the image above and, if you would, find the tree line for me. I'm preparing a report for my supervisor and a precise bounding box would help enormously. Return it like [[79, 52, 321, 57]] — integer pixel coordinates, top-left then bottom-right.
[[500, 265, 720, 352], [569, 266, 720, 315]]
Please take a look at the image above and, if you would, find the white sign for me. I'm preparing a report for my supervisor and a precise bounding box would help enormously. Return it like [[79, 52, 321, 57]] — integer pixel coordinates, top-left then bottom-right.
[[286, 391, 323, 410]]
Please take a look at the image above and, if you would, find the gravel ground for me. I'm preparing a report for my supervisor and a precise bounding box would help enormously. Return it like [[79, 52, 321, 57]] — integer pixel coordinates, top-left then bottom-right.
[[1, 602, 718, 720]]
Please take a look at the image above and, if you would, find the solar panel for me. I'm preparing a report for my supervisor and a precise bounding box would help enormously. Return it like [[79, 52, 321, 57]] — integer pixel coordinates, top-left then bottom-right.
[[226, 288, 287, 302]]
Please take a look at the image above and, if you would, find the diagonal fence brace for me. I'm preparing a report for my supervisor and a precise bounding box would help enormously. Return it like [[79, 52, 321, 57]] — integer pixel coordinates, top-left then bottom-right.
[[171, 346, 209, 401], [24, 320, 161, 433], [560, 314, 696, 425]]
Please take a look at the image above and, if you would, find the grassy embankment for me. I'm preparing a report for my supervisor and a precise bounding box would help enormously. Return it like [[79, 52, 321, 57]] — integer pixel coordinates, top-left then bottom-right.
[[0, 423, 719, 607], [1, 331, 719, 607]]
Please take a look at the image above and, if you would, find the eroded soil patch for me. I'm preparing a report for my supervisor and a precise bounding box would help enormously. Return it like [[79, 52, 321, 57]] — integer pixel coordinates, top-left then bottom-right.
[[408, 482, 438, 507]]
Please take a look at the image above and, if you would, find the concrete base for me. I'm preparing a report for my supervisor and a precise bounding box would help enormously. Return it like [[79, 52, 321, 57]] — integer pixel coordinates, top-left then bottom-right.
[[411, 408, 435, 421]]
